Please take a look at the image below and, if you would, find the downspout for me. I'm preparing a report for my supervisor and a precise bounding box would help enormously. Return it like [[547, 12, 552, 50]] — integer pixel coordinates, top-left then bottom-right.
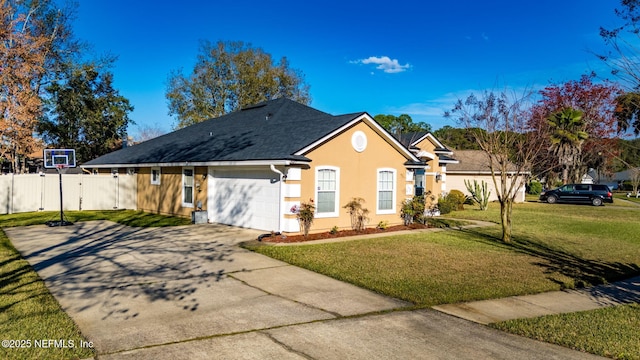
[[269, 164, 286, 233]]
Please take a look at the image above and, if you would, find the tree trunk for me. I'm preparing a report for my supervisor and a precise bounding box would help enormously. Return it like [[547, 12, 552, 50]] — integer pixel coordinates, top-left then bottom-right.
[[562, 166, 569, 185], [500, 200, 513, 243]]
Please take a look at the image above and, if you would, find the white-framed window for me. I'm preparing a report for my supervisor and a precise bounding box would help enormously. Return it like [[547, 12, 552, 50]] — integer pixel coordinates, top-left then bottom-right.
[[182, 167, 194, 207], [151, 167, 161, 185], [315, 166, 339, 217], [377, 168, 396, 214]]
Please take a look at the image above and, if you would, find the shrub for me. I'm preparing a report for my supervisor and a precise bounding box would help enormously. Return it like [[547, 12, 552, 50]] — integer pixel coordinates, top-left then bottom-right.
[[329, 226, 339, 235], [447, 190, 467, 211], [343, 197, 369, 232], [291, 199, 315, 237], [437, 194, 457, 215], [377, 221, 388, 230], [401, 195, 426, 225], [527, 180, 543, 195]]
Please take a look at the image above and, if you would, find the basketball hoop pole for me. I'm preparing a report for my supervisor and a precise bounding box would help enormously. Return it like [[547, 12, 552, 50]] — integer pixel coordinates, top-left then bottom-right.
[[43, 148, 75, 227], [57, 166, 64, 225], [46, 165, 73, 227]]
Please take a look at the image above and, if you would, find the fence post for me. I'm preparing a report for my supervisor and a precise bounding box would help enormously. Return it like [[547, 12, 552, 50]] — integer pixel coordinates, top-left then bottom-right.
[[79, 172, 83, 211], [10, 172, 14, 215], [113, 172, 119, 209], [39, 173, 45, 211]]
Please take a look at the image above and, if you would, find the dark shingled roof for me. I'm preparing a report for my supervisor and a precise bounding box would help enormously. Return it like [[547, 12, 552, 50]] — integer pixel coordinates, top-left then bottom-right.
[[84, 98, 363, 166], [447, 150, 519, 173], [394, 132, 428, 148]]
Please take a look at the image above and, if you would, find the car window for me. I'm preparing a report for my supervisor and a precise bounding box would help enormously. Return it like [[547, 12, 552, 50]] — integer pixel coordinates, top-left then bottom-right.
[[560, 185, 573, 192], [575, 185, 590, 191]]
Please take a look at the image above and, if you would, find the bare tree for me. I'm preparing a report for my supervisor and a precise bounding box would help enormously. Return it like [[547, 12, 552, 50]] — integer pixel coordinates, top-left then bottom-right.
[[446, 90, 548, 243], [598, 0, 640, 135], [598, 1, 640, 89], [134, 124, 167, 143], [630, 167, 640, 196]]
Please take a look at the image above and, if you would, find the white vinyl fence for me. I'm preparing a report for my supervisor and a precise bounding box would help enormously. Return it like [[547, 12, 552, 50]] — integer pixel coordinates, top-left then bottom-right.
[[0, 173, 137, 215]]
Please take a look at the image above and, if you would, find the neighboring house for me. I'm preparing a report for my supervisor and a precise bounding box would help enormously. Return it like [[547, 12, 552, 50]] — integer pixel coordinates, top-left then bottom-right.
[[581, 168, 640, 190], [84, 98, 453, 233], [445, 150, 528, 203], [395, 132, 458, 198], [612, 167, 640, 182]]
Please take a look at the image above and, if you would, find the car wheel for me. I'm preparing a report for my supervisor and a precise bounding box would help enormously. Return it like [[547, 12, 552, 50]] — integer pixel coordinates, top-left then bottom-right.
[[592, 197, 603, 206], [546, 195, 557, 204]]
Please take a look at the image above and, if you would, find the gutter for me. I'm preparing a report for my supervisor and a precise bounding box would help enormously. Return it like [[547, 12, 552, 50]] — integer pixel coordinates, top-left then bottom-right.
[[81, 159, 309, 169]]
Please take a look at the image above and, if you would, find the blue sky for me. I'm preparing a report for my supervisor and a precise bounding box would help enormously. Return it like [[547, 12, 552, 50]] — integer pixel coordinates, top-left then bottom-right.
[[73, 1, 623, 137]]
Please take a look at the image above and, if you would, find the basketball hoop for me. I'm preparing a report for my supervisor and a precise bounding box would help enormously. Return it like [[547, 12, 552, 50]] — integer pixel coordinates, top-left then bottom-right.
[[44, 149, 76, 227], [44, 149, 76, 169], [55, 164, 69, 174]]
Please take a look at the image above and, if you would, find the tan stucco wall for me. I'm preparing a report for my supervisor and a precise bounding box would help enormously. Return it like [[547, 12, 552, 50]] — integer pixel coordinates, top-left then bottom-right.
[[298, 122, 413, 233], [413, 137, 445, 199], [137, 166, 208, 217], [447, 173, 526, 203]]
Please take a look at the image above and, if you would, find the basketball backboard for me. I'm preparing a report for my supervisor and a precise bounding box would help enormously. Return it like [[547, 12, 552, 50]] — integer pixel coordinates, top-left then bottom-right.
[[44, 149, 76, 169]]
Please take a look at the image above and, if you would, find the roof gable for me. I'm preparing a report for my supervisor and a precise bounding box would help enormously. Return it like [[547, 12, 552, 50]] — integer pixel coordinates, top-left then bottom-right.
[[294, 113, 420, 163]]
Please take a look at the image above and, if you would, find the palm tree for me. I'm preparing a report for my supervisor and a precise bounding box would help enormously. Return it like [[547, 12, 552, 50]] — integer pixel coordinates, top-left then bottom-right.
[[547, 108, 588, 184]]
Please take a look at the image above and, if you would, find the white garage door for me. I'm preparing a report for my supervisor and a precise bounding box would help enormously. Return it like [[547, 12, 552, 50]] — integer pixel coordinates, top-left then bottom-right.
[[208, 169, 280, 231]]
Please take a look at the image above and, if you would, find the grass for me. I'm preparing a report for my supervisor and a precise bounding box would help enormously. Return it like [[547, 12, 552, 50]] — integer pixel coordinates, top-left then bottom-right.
[[492, 304, 640, 360], [2, 205, 639, 358], [0, 209, 192, 228], [0, 210, 192, 360], [614, 193, 640, 204], [253, 231, 573, 305], [247, 201, 640, 358], [426, 217, 470, 228], [449, 202, 640, 282], [248, 202, 640, 305], [0, 230, 94, 360]]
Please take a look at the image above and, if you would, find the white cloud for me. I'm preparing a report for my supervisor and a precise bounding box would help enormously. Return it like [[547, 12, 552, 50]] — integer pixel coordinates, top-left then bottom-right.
[[352, 56, 411, 73]]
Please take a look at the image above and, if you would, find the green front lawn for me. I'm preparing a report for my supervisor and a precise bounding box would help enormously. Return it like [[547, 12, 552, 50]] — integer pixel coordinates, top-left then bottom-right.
[[492, 304, 640, 360], [247, 201, 640, 358], [0, 209, 192, 228], [0, 210, 192, 360], [254, 231, 574, 305], [248, 202, 640, 306], [0, 229, 94, 360], [614, 193, 640, 204]]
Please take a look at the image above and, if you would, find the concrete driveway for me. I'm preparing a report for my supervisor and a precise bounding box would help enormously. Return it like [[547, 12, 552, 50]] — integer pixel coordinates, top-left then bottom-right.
[[5, 221, 603, 359]]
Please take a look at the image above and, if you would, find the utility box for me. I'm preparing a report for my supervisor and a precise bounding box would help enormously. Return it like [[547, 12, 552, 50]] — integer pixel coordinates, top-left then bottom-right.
[[191, 210, 207, 224]]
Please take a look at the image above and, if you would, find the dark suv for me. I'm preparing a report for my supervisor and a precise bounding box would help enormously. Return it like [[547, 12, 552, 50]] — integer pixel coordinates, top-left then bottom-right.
[[539, 184, 613, 206]]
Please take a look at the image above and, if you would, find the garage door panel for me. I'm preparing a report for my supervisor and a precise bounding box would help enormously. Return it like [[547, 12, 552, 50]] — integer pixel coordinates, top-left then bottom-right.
[[209, 169, 279, 231]]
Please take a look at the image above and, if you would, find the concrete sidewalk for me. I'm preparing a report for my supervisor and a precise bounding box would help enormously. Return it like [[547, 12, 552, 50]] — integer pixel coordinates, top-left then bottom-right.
[[433, 276, 640, 324]]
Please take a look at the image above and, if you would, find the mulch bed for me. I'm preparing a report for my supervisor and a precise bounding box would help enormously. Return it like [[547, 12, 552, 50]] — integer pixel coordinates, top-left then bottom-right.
[[259, 223, 430, 243]]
